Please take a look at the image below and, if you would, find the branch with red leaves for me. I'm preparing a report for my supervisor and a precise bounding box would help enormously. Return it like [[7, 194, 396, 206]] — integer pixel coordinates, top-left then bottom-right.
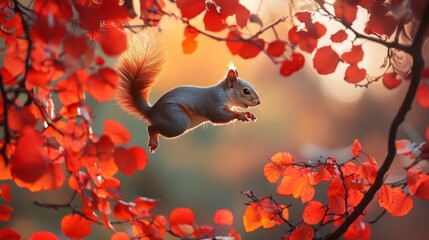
[[326, 4, 429, 239]]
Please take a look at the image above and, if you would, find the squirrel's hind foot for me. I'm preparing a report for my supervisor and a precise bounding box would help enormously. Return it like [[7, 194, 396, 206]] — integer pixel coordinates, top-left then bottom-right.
[[148, 126, 159, 153]]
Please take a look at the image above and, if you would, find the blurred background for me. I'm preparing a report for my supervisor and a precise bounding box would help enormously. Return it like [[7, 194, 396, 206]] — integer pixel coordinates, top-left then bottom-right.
[[3, 0, 429, 239]]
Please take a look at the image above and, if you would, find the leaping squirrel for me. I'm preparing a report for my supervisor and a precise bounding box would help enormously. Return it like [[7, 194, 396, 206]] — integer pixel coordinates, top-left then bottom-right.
[[116, 32, 261, 152]]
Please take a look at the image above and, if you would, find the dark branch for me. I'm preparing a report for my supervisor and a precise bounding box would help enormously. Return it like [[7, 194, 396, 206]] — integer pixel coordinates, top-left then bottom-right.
[[326, 4, 429, 239], [0, 76, 10, 165]]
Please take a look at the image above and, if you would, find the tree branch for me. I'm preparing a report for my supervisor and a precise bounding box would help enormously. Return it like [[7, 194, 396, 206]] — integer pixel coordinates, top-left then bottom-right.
[[326, 4, 429, 239], [0, 76, 10, 165]]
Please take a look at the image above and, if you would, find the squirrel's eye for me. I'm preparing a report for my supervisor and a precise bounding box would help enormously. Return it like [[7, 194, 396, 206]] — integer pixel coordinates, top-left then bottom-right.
[[242, 88, 251, 95]]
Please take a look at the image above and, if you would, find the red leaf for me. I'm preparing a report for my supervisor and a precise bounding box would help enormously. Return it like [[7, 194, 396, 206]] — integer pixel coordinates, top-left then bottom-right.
[[8, 106, 37, 132], [226, 30, 241, 54], [10, 128, 47, 183], [382, 72, 401, 89], [235, 4, 250, 28], [113, 203, 132, 221], [176, 0, 206, 19], [345, 65, 366, 83], [303, 201, 325, 225], [87, 67, 119, 102], [313, 46, 340, 75], [0, 205, 13, 221], [289, 224, 314, 240], [111, 232, 130, 240], [0, 184, 11, 202], [182, 38, 198, 54], [378, 184, 413, 216], [333, 1, 357, 25], [341, 45, 364, 64], [113, 147, 147, 176], [280, 53, 305, 76], [204, 3, 226, 32], [184, 26, 199, 39], [30, 16, 67, 45], [214, 209, 234, 226], [328, 178, 346, 214], [331, 30, 348, 43], [364, 5, 397, 37], [103, 120, 131, 144], [352, 139, 361, 156], [417, 82, 429, 108], [267, 40, 286, 57], [239, 39, 265, 59], [4, 39, 27, 78], [29, 231, 60, 240], [61, 214, 92, 239], [95, 57, 105, 65], [358, 157, 378, 184], [99, 28, 127, 56], [63, 35, 88, 58], [170, 208, 195, 237], [1, 68, 15, 86], [307, 22, 326, 39], [0, 228, 20, 240]]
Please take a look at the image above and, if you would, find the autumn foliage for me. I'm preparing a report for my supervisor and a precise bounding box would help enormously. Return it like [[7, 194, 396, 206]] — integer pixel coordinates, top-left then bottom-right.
[[1, 0, 429, 239]]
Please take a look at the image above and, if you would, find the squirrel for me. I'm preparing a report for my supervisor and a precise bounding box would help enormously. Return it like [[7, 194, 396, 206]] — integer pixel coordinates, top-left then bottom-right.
[[116, 32, 261, 152]]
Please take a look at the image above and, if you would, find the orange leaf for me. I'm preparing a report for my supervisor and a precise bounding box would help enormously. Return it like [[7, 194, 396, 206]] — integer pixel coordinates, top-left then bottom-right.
[[327, 178, 346, 214], [103, 120, 131, 144], [0, 205, 13, 221], [358, 157, 378, 184], [214, 209, 234, 226], [378, 184, 413, 216], [184, 25, 198, 39], [300, 184, 315, 203], [182, 38, 198, 54], [417, 82, 429, 108], [313, 46, 340, 75], [61, 214, 92, 239], [111, 232, 130, 240], [170, 208, 195, 237], [270, 152, 294, 166], [264, 162, 282, 183], [29, 231, 60, 240], [0, 228, 20, 240], [10, 128, 47, 183], [289, 224, 314, 240], [352, 139, 361, 156], [303, 201, 325, 225], [407, 168, 429, 200], [243, 203, 262, 232], [87, 67, 119, 102]]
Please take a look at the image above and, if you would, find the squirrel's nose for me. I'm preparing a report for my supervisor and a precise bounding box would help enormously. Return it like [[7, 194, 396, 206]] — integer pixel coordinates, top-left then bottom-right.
[[256, 99, 261, 105]]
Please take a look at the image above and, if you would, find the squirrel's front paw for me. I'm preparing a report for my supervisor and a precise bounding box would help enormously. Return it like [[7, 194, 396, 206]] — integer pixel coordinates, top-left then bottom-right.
[[244, 112, 256, 121], [237, 113, 250, 122]]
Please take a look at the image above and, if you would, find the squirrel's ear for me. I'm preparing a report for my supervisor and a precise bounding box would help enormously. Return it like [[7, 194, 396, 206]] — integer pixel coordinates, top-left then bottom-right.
[[226, 69, 237, 88]]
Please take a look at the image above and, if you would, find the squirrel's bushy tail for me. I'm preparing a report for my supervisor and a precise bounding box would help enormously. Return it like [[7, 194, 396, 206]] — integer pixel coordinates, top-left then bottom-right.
[[116, 31, 165, 120]]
